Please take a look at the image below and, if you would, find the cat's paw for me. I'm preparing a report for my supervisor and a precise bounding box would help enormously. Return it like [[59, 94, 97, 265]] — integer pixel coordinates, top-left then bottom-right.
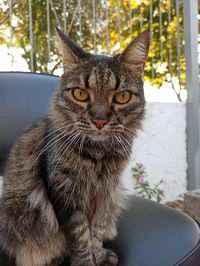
[[97, 248, 118, 266]]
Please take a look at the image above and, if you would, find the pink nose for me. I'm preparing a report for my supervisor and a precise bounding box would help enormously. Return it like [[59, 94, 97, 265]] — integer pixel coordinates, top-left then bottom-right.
[[92, 119, 107, 129]]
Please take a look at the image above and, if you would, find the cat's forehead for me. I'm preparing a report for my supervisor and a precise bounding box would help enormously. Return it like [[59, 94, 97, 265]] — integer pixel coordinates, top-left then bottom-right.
[[62, 56, 131, 92], [87, 60, 118, 90]]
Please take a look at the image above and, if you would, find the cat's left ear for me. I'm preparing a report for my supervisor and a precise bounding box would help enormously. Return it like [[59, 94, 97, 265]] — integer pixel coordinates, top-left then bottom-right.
[[118, 30, 150, 72], [55, 26, 89, 69]]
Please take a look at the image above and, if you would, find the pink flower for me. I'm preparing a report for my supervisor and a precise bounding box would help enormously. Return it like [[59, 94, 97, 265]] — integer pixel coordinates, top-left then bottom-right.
[[136, 163, 144, 169], [160, 189, 165, 194], [138, 176, 145, 184]]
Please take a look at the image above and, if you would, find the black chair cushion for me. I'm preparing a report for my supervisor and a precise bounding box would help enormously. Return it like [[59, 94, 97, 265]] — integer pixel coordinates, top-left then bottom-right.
[[0, 72, 58, 174]]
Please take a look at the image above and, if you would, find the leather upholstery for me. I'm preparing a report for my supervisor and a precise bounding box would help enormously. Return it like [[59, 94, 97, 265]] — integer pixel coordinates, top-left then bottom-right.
[[0, 72, 58, 174], [0, 72, 199, 266]]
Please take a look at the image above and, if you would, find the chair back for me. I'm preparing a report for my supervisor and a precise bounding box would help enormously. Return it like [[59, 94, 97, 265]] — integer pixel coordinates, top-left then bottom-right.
[[0, 72, 59, 174]]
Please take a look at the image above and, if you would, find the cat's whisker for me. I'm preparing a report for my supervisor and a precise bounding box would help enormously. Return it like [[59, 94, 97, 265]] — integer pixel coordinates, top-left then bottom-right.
[[79, 134, 86, 155], [32, 134, 74, 182], [28, 131, 67, 178], [140, 129, 169, 152], [49, 133, 82, 199], [121, 129, 136, 141], [49, 131, 81, 183], [106, 136, 114, 152], [53, 133, 82, 204], [26, 123, 74, 168], [114, 135, 130, 159], [123, 126, 169, 152], [123, 126, 137, 133], [30, 128, 76, 179], [119, 134, 133, 149], [62, 136, 83, 208], [48, 137, 77, 183], [65, 132, 82, 161], [27, 127, 69, 174], [121, 130, 132, 139], [122, 126, 138, 138], [35, 125, 75, 157], [30, 122, 74, 157], [49, 129, 78, 170], [50, 135, 80, 179], [68, 132, 82, 169]]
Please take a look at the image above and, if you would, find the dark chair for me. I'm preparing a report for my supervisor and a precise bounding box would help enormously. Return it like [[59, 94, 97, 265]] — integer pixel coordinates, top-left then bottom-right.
[[0, 72, 200, 266]]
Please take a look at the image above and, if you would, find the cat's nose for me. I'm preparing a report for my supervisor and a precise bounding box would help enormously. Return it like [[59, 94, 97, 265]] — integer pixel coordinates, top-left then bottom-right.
[[92, 119, 108, 129]]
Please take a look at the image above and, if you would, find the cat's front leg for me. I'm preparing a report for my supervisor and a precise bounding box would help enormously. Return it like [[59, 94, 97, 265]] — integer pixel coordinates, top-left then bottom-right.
[[91, 223, 118, 266], [67, 210, 95, 266]]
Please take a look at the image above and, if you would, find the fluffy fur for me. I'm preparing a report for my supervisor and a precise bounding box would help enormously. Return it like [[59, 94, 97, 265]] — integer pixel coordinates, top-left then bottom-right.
[[0, 28, 149, 266]]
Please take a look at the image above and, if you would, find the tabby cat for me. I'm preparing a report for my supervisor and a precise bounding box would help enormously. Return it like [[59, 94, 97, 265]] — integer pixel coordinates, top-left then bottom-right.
[[0, 27, 149, 266]]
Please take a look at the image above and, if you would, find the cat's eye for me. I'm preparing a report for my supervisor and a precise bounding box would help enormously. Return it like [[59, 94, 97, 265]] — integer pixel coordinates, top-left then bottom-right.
[[72, 88, 89, 102], [114, 91, 132, 104]]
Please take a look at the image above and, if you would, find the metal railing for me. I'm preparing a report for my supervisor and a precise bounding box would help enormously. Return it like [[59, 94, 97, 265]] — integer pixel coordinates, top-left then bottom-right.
[[1, 0, 200, 189], [184, 0, 200, 190], [0, 0, 185, 95]]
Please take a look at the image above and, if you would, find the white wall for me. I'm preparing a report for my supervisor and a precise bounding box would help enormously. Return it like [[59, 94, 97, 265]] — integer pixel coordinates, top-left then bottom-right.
[[122, 102, 187, 202]]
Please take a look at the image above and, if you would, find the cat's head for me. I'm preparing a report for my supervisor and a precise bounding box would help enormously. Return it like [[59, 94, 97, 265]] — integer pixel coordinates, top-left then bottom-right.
[[50, 27, 150, 142]]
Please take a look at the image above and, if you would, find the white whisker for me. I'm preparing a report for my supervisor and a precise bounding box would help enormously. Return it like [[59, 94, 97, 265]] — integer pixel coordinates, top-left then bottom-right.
[[123, 126, 169, 152], [30, 128, 75, 178], [114, 135, 130, 158], [120, 134, 132, 149], [49, 131, 81, 183], [26, 123, 74, 169], [48, 129, 77, 169]]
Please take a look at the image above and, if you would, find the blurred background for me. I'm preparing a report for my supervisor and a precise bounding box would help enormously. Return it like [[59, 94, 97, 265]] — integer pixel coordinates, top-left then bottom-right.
[[0, 0, 187, 101], [0, 1, 199, 210]]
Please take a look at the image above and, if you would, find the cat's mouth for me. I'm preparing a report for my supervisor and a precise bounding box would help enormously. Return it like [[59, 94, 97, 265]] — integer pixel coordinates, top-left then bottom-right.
[[88, 133, 110, 141], [82, 128, 114, 141], [75, 123, 119, 141]]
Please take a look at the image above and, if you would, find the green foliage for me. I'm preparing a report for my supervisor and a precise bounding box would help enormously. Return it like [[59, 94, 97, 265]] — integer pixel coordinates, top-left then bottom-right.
[[132, 163, 165, 203], [194, 216, 200, 223], [0, 0, 185, 89]]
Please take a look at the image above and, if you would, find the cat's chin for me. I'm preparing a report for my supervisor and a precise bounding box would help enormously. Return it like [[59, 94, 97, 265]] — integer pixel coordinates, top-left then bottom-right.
[[88, 134, 110, 142]]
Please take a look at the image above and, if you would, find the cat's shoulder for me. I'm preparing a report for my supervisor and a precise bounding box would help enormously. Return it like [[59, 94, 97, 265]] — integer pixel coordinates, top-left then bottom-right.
[[3, 117, 50, 177], [10, 117, 49, 153], [22, 117, 49, 135]]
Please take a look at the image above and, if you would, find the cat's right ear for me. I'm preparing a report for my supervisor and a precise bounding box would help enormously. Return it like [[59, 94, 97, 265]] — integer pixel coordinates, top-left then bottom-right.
[[117, 30, 150, 73], [55, 26, 88, 70]]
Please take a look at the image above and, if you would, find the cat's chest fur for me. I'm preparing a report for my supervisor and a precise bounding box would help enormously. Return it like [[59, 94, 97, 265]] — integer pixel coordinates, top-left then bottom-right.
[[47, 145, 126, 224]]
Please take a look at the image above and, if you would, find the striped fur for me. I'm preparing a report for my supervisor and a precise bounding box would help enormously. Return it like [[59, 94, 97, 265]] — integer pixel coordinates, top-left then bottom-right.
[[0, 29, 149, 266]]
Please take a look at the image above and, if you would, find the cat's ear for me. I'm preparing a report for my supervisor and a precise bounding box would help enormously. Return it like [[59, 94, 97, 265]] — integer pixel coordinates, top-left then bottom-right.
[[55, 26, 88, 68], [118, 30, 150, 71]]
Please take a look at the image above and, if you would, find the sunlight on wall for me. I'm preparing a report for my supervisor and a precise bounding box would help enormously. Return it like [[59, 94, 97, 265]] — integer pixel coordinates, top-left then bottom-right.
[[144, 81, 187, 103]]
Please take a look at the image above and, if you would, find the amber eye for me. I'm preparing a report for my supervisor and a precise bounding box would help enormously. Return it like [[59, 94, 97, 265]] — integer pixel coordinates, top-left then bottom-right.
[[72, 88, 89, 102], [114, 91, 132, 104]]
